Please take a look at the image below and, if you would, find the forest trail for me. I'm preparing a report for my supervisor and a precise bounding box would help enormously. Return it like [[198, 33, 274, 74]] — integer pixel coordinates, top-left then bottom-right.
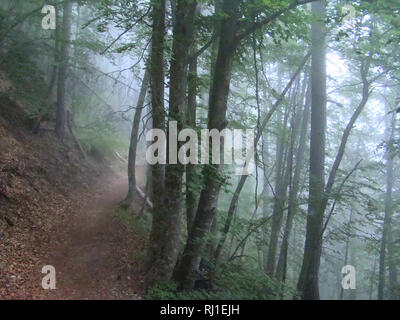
[[0, 93, 148, 299], [44, 173, 146, 300]]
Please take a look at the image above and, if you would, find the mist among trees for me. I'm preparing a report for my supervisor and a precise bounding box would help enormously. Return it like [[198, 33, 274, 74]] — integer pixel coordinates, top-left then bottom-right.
[[0, 0, 399, 300]]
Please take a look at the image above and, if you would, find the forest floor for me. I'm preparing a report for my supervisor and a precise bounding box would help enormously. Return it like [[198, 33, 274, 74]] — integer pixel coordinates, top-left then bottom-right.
[[0, 93, 147, 299], [44, 175, 146, 300]]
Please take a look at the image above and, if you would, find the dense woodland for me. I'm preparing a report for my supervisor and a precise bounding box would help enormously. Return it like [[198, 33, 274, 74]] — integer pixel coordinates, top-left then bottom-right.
[[0, 0, 400, 300]]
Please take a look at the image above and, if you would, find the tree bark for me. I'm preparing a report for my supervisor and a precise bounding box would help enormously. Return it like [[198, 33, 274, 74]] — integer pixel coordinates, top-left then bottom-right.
[[174, 0, 241, 290], [175, 0, 316, 291], [378, 113, 395, 300], [186, 9, 200, 235], [296, 0, 327, 300], [146, 0, 167, 285], [146, 0, 197, 285], [56, 0, 73, 141], [121, 69, 150, 208], [297, 10, 372, 299]]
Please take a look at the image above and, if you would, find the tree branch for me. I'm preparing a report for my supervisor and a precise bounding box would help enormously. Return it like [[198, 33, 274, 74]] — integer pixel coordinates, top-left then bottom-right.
[[322, 159, 363, 235], [235, 0, 319, 44]]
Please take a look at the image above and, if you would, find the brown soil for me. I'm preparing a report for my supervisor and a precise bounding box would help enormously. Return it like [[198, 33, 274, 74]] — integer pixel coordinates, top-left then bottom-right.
[[0, 96, 147, 300], [44, 175, 146, 300]]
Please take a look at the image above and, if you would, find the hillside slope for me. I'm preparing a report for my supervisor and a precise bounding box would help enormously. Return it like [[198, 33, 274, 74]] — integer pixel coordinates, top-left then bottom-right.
[[0, 95, 145, 299]]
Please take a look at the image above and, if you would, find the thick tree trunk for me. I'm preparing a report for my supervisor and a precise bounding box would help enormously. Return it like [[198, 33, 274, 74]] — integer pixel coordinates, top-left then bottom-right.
[[175, 0, 316, 291], [55, 0, 73, 141], [297, 0, 327, 300], [146, 0, 167, 285], [122, 69, 150, 208], [162, 0, 197, 280], [147, 0, 197, 285], [174, 0, 240, 290], [195, 2, 221, 268], [298, 9, 371, 298]]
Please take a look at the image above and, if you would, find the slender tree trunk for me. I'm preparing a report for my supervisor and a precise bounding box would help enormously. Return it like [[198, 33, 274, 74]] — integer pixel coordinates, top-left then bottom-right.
[[213, 53, 310, 264], [387, 218, 398, 299], [349, 246, 357, 300], [297, 0, 327, 300], [186, 13, 200, 234], [369, 256, 377, 300], [378, 113, 395, 300], [261, 134, 271, 270], [339, 208, 353, 300], [275, 77, 310, 283], [55, 0, 73, 141], [265, 106, 290, 277], [122, 69, 150, 208], [386, 116, 397, 299], [322, 61, 370, 213]]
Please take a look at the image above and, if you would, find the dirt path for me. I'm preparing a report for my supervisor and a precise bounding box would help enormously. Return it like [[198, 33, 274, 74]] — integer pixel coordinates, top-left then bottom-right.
[[44, 176, 145, 300]]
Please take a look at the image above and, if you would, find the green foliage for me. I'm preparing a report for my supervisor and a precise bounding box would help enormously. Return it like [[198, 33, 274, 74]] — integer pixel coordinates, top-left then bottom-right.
[[116, 206, 151, 237], [79, 124, 129, 157], [146, 262, 298, 300], [0, 36, 47, 114]]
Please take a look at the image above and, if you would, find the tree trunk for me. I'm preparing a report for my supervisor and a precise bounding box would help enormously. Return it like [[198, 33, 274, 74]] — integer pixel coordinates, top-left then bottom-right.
[[265, 105, 290, 277], [386, 116, 398, 299], [369, 256, 377, 300], [164, 0, 197, 280], [174, 0, 316, 291], [275, 77, 310, 283], [186, 19, 200, 235], [174, 0, 240, 290], [146, 0, 197, 285], [297, 5, 372, 298], [378, 113, 395, 300], [339, 208, 353, 300], [121, 69, 150, 208], [213, 53, 310, 264], [145, 0, 167, 285], [55, 0, 73, 141], [297, 0, 327, 300]]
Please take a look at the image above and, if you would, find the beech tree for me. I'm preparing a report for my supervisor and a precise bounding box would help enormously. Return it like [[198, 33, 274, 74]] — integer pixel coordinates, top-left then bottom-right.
[[56, 0, 73, 140], [3, 0, 400, 301]]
